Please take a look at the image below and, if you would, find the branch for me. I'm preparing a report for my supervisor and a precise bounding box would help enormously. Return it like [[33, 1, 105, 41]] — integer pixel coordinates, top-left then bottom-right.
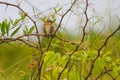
[[57, 41, 82, 80], [0, 33, 46, 45], [85, 25, 120, 80], [81, 0, 89, 42], [57, 0, 89, 79], [0, 1, 78, 80], [57, 0, 88, 80], [95, 69, 112, 80], [55, 35, 77, 45], [0, 1, 43, 53], [0, 38, 38, 49], [107, 72, 116, 80], [0, 2, 44, 78], [46, 0, 77, 51], [55, 35, 87, 50]]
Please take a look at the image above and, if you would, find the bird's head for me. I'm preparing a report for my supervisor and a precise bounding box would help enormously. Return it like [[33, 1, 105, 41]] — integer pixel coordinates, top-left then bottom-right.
[[43, 20, 53, 26]]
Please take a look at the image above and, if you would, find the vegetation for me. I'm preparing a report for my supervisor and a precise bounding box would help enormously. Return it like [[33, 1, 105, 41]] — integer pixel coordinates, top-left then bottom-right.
[[0, 0, 120, 80]]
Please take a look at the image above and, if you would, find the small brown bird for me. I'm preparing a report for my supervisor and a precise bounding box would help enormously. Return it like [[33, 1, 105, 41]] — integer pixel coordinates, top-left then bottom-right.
[[43, 20, 54, 37]]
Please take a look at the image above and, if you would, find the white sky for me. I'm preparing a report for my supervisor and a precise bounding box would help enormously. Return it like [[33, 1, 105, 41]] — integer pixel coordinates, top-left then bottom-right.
[[0, 0, 120, 34]]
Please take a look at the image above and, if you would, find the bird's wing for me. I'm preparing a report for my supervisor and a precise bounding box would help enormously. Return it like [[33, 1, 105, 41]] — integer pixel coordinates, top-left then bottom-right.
[[43, 27, 47, 34], [50, 26, 54, 34]]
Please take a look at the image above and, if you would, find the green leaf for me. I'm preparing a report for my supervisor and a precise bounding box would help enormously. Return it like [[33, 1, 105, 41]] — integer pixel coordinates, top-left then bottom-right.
[[25, 25, 29, 32], [59, 55, 68, 65], [104, 56, 112, 62], [54, 7, 62, 14], [0, 23, 1, 29], [23, 30, 28, 35], [113, 66, 120, 76], [23, 25, 29, 35], [20, 13, 26, 20], [71, 51, 81, 61], [41, 16, 46, 22], [1, 21, 6, 36], [46, 55, 57, 65], [53, 19, 56, 23], [10, 25, 21, 37], [81, 51, 88, 63], [14, 19, 21, 26], [51, 14, 55, 19], [95, 57, 105, 71], [9, 17, 13, 24], [57, 7, 62, 13], [6, 22, 10, 37], [28, 26, 34, 34], [54, 7, 57, 13], [44, 75, 51, 80], [44, 51, 57, 65], [52, 67, 63, 79]]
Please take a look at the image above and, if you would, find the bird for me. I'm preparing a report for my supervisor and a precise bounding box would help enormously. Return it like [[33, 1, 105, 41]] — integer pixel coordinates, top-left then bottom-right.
[[43, 20, 54, 37]]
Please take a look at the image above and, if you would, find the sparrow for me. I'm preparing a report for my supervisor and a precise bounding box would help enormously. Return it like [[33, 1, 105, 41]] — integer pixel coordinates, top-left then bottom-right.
[[43, 20, 54, 37]]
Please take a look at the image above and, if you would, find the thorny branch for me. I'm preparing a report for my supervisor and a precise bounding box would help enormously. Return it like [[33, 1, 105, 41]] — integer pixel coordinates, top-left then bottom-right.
[[85, 25, 120, 80]]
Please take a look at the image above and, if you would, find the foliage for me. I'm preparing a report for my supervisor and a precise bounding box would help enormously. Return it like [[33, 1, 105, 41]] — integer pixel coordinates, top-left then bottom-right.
[[0, 0, 120, 80], [0, 31, 120, 80]]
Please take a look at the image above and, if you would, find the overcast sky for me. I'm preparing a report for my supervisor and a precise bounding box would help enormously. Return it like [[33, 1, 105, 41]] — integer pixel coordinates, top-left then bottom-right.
[[0, 0, 120, 34]]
